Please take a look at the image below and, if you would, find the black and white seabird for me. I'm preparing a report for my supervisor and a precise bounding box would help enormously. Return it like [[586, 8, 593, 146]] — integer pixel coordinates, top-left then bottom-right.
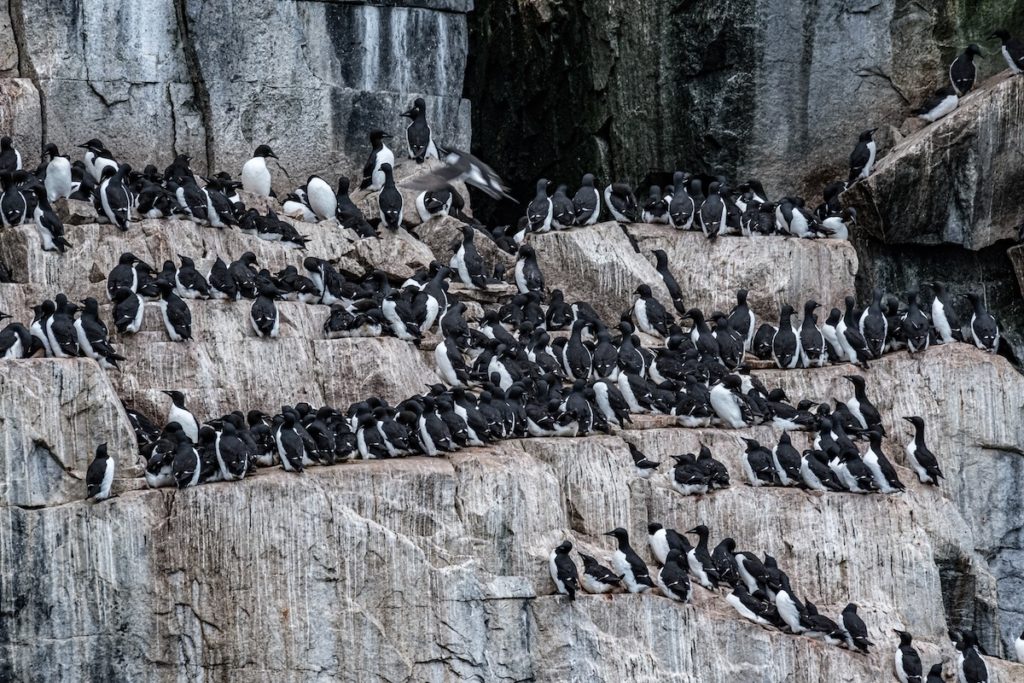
[[0, 136, 21, 172], [42, 143, 72, 202], [156, 280, 192, 341], [952, 630, 989, 683], [668, 171, 696, 230], [699, 181, 727, 239], [514, 244, 544, 294], [572, 173, 601, 225], [728, 289, 756, 351], [628, 443, 660, 479], [402, 148, 515, 202], [450, 225, 487, 289], [859, 288, 888, 358], [78, 138, 117, 183], [305, 175, 337, 220], [894, 630, 924, 683], [950, 44, 984, 95], [656, 549, 692, 602], [241, 145, 277, 197], [772, 304, 801, 369], [641, 185, 669, 224], [903, 416, 943, 485], [171, 425, 202, 489], [928, 282, 961, 344], [250, 279, 282, 338], [526, 178, 553, 233], [604, 527, 654, 593], [798, 300, 826, 367], [549, 540, 579, 600], [603, 183, 638, 223], [990, 29, 1024, 75], [632, 284, 670, 337], [709, 375, 750, 429], [915, 86, 959, 123], [361, 130, 396, 191], [579, 553, 622, 594], [30, 186, 70, 252], [111, 287, 145, 334], [551, 185, 575, 228], [841, 603, 873, 653], [163, 390, 199, 442], [966, 292, 999, 352], [742, 438, 777, 486], [45, 295, 79, 358], [726, 584, 773, 626], [86, 443, 115, 501], [848, 129, 878, 183], [98, 164, 133, 230], [75, 297, 125, 370], [901, 292, 930, 353], [377, 163, 404, 231], [401, 97, 438, 163], [670, 454, 710, 495]]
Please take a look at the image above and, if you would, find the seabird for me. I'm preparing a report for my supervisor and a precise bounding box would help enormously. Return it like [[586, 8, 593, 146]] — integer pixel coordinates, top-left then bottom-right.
[[549, 540, 579, 600], [604, 527, 654, 593], [903, 416, 943, 485], [85, 443, 115, 501]]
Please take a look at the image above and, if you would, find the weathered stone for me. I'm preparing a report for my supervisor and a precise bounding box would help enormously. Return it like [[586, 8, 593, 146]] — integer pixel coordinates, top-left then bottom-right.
[[0, 359, 137, 508], [628, 224, 858, 323], [0, 0, 17, 77], [415, 216, 515, 277], [351, 227, 436, 280], [854, 73, 1024, 251], [0, 78, 42, 162], [529, 222, 674, 322]]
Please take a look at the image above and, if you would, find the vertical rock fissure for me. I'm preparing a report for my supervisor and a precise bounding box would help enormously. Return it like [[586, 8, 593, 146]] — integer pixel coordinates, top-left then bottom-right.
[[173, 0, 214, 174], [8, 0, 46, 149]]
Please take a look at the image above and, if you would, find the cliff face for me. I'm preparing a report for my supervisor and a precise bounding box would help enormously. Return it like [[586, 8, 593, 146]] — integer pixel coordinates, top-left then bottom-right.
[[3, 1, 1024, 681], [3, 0, 471, 187], [2, 200, 1024, 680]]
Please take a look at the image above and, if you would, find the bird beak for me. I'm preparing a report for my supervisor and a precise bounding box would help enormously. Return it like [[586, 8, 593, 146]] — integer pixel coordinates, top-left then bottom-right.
[[400, 109, 414, 118], [602, 531, 615, 537], [268, 152, 279, 159], [901, 416, 913, 423], [162, 390, 174, 397]]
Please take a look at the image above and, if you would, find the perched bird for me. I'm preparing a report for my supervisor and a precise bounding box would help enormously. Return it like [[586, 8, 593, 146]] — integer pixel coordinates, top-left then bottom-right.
[[111, 287, 145, 334], [578, 553, 622, 594], [604, 527, 654, 593], [928, 282, 961, 344], [572, 173, 601, 225], [772, 304, 802, 369], [710, 375, 750, 429], [726, 584, 773, 626], [305, 175, 337, 221], [966, 292, 999, 352], [41, 143, 72, 202], [603, 183, 638, 223], [670, 454, 710, 495], [628, 443, 660, 479], [361, 130, 396, 191], [841, 603, 873, 653], [798, 300, 826, 367], [401, 97, 438, 163], [641, 185, 668, 224], [903, 416, 943, 485], [549, 540, 579, 600], [241, 145, 277, 197], [656, 549, 692, 602], [30, 186, 71, 252], [742, 438, 777, 487], [952, 630, 989, 683], [0, 136, 21, 172], [843, 374, 883, 434], [250, 279, 282, 338], [990, 29, 1024, 75], [894, 630, 924, 683], [156, 280, 192, 341], [668, 171, 695, 230], [915, 86, 959, 123], [848, 129, 878, 183], [85, 443, 115, 501], [950, 44, 984, 95], [514, 244, 544, 294], [526, 178, 553, 233], [632, 284, 670, 337], [699, 181, 727, 239], [164, 390, 199, 442], [926, 663, 944, 683], [377, 163, 404, 231]]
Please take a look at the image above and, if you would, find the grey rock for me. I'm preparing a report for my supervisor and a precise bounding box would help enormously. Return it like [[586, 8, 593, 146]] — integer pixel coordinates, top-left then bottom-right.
[[0, 78, 42, 165], [854, 73, 1024, 251]]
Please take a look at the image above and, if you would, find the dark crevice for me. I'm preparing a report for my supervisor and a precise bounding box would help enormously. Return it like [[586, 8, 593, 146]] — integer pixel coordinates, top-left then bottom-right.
[[8, 0, 46, 148], [172, 0, 214, 174]]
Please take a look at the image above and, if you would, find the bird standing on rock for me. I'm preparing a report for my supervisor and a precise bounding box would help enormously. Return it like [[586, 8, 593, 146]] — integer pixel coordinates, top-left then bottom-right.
[[549, 541, 579, 600], [86, 443, 115, 502], [848, 129, 878, 183], [604, 527, 654, 593], [241, 144, 277, 197]]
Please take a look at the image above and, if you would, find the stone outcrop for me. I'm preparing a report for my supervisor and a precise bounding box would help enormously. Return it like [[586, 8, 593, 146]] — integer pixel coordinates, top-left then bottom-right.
[[3, 0, 472, 188], [855, 73, 1024, 251], [3, 203, 1024, 679], [466, 0, 1024, 211]]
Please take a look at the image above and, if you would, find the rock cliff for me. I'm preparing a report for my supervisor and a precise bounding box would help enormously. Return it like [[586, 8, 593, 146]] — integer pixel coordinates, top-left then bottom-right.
[[3, 1, 1024, 680]]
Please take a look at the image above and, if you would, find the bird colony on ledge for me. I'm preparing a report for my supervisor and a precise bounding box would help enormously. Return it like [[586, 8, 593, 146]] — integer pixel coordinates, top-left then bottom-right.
[[1, 28, 1023, 683]]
